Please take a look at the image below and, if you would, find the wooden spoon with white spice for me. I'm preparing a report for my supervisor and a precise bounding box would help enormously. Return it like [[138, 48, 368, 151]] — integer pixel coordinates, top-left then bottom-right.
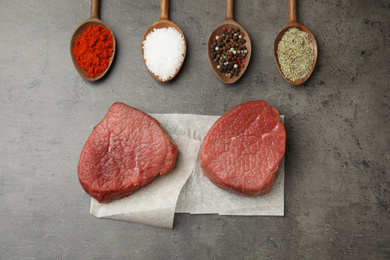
[[141, 0, 187, 82]]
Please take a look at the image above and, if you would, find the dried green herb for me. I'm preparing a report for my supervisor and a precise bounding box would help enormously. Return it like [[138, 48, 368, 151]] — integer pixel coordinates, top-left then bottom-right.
[[277, 28, 314, 82]]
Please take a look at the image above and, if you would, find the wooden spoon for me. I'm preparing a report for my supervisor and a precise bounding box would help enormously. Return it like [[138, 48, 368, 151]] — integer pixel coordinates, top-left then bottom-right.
[[207, 0, 251, 84], [273, 0, 318, 85], [141, 0, 187, 82], [70, 0, 116, 81]]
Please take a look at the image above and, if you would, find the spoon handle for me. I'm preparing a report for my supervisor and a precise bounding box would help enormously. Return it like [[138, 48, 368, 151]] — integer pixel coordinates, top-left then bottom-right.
[[90, 0, 99, 19], [289, 0, 297, 24], [225, 0, 234, 21], [160, 0, 169, 20]]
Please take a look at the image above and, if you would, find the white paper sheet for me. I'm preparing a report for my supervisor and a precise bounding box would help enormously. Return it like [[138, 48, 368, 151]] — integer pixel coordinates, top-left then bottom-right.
[[90, 135, 201, 229], [90, 114, 285, 228]]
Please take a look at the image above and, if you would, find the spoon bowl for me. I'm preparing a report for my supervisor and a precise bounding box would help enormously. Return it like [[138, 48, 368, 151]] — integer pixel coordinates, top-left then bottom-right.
[[70, 0, 116, 81], [141, 0, 187, 82], [273, 0, 317, 85], [207, 0, 251, 84]]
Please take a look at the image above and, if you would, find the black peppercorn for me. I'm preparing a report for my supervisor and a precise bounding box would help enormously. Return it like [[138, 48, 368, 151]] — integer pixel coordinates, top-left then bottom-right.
[[211, 28, 249, 81]]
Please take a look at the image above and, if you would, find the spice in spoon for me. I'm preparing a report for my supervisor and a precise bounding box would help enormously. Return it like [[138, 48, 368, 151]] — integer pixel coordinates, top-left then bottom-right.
[[209, 28, 248, 81], [73, 25, 114, 78], [142, 27, 185, 82], [277, 27, 315, 82]]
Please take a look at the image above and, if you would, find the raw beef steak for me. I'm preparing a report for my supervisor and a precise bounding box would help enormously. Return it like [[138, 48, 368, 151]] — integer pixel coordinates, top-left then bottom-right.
[[200, 100, 286, 196], [77, 102, 177, 203]]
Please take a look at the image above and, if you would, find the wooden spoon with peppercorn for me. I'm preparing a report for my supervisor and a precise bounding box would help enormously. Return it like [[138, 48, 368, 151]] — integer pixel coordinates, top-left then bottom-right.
[[70, 0, 116, 81], [141, 0, 187, 82], [273, 0, 318, 85], [207, 0, 252, 84]]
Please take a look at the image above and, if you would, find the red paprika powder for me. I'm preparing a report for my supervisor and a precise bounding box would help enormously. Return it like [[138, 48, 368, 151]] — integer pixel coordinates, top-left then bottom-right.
[[73, 25, 114, 78]]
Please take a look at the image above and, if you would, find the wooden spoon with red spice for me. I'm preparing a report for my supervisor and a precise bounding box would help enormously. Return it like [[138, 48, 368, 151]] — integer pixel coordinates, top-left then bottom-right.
[[70, 0, 116, 81]]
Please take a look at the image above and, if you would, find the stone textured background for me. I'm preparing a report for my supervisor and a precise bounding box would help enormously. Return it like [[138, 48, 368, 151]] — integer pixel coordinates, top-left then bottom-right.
[[1, 0, 389, 259]]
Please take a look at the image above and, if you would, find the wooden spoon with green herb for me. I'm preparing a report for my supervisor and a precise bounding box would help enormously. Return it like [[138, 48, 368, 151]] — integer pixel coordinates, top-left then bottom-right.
[[273, 0, 318, 85]]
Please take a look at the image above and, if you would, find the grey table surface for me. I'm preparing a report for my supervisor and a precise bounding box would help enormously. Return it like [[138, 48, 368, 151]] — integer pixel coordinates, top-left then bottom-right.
[[1, 0, 389, 259]]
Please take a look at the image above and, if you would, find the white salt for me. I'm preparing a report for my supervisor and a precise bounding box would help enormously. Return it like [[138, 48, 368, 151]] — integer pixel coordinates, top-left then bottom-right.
[[142, 27, 185, 82]]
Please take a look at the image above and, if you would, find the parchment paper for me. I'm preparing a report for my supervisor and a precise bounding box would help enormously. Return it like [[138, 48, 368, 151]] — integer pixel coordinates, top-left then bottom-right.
[[90, 135, 201, 229], [90, 114, 285, 228]]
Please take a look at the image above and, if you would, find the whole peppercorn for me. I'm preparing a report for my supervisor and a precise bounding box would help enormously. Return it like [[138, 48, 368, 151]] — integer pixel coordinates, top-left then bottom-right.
[[210, 28, 248, 81]]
